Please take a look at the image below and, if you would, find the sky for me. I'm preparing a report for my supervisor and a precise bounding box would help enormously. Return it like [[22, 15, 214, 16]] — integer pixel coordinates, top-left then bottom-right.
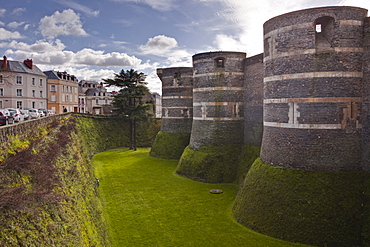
[[0, 0, 369, 94]]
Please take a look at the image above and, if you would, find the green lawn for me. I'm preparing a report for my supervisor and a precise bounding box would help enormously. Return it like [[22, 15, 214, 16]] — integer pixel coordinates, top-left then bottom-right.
[[93, 148, 311, 247]]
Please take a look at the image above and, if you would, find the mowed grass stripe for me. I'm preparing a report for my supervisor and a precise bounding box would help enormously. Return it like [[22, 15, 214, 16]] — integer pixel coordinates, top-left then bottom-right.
[[93, 148, 310, 247]]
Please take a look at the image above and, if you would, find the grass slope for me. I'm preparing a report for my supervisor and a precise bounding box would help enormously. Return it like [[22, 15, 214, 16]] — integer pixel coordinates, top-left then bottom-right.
[[93, 148, 311, 247]]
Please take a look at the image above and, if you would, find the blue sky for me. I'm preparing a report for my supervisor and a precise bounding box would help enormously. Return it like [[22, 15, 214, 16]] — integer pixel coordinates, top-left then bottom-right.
[[0, 0, 369, 93]]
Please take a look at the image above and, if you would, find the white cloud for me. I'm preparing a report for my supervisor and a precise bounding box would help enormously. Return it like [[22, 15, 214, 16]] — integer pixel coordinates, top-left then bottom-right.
[[7, 21, 25, 29], [11, 8, 26, 15], [208, 0, 343, 55], [139, 35, 178, 55], [112, 0, 176, 11], [0, 28, 23, 40], [0, 9, 6, 17], [39, 9, 88, 37], [73, 48, 142, 67], [56, 0, 100, 16], [5, 42, 140, 69], [0, 39, 66, 52], [338, 0, 370, 9]]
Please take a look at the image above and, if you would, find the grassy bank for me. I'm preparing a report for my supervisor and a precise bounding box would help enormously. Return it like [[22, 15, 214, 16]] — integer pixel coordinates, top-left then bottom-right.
[[93, 148, 311, 247]]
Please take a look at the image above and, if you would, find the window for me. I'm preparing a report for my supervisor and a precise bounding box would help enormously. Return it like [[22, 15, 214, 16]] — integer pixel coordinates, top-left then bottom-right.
[[96, 99, 99, 104], [0, 101, 2, 108], [16, 76, 22, 84], [50, 85, 56, 92], [16, 89, 22, 96], [315, 16, 334, 50], [182, 109, 189, 118], [0, 88, 3, 96], [39, 79, 43, 86], [40, 91, 43, 98], [215, 58, 225, 68], [173, 72, 182, 86], [32, 78, 35, 85], [32, 90, 35, 97], [51, 95, 56, 102], [32, 101, 35, 108], [105, 99, 108, 104], [0, 75, 3, 83], [39, 102, 44, 108], [16, 101, 22, 109]]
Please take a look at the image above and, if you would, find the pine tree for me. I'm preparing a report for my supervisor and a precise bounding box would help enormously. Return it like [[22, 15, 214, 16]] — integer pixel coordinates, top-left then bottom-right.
[[103, 69, 152, 150]]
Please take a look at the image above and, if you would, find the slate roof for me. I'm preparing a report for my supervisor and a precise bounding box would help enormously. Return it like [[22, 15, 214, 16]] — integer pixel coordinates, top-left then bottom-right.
[[0, 59, 46, 77], [43, 70, 60, 80]]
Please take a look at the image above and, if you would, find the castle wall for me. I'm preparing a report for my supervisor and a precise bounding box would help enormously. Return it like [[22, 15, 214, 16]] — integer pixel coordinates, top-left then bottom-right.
[[189, 51, 246, 150], [260, 6, 367, 172], [157, 67, 193, 134], [363, 17, 370, 172], [243, 53, 264, 147]]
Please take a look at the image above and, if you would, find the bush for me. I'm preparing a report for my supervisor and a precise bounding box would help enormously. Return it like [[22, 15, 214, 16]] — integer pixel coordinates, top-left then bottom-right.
[[149, 131, 190, 159]]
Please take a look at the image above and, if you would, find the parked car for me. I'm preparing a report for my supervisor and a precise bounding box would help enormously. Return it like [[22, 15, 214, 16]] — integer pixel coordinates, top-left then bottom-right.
[[47, 110, 55, 116], [28, 109, 40, 119], [20, 109, 30, 120], [7, 108, 24, 122], [0, 109, 14, 125], [38, 108, 48, 116], [38, 110, 45, 117]]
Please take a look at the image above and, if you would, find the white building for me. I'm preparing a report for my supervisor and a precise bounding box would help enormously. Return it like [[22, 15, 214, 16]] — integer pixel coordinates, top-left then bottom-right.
[[0, 56, 47, 110], [79, 80, 114, 114]]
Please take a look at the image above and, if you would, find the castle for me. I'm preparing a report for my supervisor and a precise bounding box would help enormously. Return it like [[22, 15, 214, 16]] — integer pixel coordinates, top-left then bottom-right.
[[150, 6, 370, 247]]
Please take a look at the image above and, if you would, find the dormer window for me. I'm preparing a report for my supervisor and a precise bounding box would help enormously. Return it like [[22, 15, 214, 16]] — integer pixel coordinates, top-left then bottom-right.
[[215, 58, 225, 68]]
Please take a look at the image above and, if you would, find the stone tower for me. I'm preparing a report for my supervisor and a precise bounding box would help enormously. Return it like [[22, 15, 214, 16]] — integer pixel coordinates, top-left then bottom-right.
[[189, 51, 246, 149], [149, 67, 193, 159], [176, 51, 247, 183], [260, 6, 366, 172], [233, 6, 369, 247]]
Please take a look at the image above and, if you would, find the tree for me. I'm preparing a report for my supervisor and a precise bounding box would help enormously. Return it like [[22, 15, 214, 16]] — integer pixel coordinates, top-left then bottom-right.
[[103, 69, 152, 150]]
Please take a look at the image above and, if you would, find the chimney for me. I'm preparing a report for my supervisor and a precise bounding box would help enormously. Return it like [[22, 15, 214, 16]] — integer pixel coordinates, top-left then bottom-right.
[[24, 59, 33, 69], [2, 56, 7, 69]]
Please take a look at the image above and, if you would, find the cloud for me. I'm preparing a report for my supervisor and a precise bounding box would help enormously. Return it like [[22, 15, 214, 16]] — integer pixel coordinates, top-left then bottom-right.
[[11, 8, 26, 15], [73, 48, 142, 67], [338, 0, 370, 9], [39, 9, 88, 37], [0, 9, 6, 17], [139, 35, 178, 55], [3, 39, 141, 68], [7, 21, 25, 29], [0, 39, 66, 52], [55, 0, 100, 16], [0, 28, 23, 40], [112, 0, 176, 11]]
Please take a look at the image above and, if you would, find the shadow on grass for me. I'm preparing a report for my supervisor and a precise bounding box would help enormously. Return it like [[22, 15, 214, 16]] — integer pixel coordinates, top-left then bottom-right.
[[94, 148, 312, 247]]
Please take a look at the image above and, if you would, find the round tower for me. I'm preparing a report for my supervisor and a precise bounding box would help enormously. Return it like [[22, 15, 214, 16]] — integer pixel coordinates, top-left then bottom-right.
[[189, 51, 246, 149], [233, 7, 368, 247], [261, 6, 366, 172], [176, 51, 246, 183], [149, 67, 193, 159]]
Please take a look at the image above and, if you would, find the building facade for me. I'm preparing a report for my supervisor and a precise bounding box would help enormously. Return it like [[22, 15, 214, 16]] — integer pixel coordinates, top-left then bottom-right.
[[78, 80, 113, 114], [0, 56, 47, 110], [44, 70, 79, 113]]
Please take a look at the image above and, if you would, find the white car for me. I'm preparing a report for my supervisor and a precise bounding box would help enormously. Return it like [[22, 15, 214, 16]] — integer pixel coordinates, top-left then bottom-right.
[[47, 110, 55, 115], [38, 110, 45, 117], [6, 108, 24, 122], [20, 109, 30, 120], [28, 109, 40, 119]]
